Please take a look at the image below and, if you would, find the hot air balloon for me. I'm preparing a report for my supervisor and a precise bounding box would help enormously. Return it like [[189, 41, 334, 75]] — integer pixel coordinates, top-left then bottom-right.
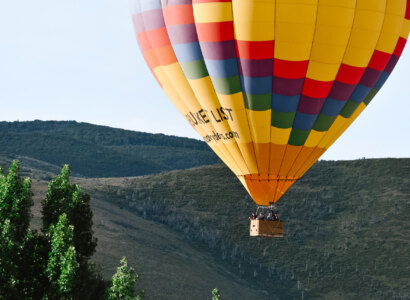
[[129, 0, 410, 236]]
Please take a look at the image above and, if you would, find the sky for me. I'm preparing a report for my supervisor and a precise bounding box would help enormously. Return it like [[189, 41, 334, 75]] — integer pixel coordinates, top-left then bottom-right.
[[0, 0, 409, 160]]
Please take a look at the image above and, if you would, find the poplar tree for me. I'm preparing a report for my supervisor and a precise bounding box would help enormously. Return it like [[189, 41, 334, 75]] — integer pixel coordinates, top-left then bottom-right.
[[0, 161, 141, 298], [42, 164, 97, 262], [18, 229, 49, 298], [212, 288, 223, 300], [0, 219, 17, 294], [42, 165, 105, 299], [108, 257, 143, 300], [0, 160, 33, 296], [0, 160, 32, 241], [46, 213, 79, 299]]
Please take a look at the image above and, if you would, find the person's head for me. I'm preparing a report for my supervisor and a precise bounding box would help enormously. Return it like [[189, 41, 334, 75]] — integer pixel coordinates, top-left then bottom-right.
[[259, 212, 263, 215]]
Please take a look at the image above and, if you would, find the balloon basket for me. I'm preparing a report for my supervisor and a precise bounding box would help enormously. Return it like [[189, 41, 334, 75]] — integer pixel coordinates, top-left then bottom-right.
[[249, 219, 283, 238]]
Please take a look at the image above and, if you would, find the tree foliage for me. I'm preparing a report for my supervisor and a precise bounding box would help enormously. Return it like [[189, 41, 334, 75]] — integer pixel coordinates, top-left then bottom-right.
[[0, 160, 32, 242], [17, 229, 49, 298], [0, 219, 17, 294], [0, 160, 143, 299], [212, 288, 223, 300], [0, 160, 35, 296], [47, 213, 79, 299], [42, 164, 97, 262], [108, 257, 143, 300]]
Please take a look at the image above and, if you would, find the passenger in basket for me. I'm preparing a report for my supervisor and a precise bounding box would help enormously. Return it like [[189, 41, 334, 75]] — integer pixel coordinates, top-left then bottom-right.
[[257, 212, 264, 220], [266, 211, 274, 220], [249, 212, 257, 220]]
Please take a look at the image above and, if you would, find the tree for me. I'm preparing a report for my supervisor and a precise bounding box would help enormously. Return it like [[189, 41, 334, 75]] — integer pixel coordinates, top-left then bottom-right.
[[46, 213, 79, 299], [0, 160, 34, 296], [0, 161, 141, 299], [0, 219, 18, 295], [42, 164, 97, 262], [108, 257, 143, 300], [15, 229, 49, 298], [42, 165, 105, 299], [212, 288, 223, 300], [0, 160, 32, 242]]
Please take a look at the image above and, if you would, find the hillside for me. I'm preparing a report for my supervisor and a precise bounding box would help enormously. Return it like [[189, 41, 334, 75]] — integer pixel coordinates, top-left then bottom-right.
[[0, 121, 219, 177], [27, 177, 272, 300], [0, 150, 409, 298], [0, 153, 271, 299], [83, 158, 410, 300]]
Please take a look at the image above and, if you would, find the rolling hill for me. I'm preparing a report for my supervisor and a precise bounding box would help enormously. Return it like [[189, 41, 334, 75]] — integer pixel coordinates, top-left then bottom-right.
[[0, 154, 272, 299], [83, 158, 409, 300], [1, 121, 409, 299], [1, 153, 408, 299], [0, 121, 219, 177]]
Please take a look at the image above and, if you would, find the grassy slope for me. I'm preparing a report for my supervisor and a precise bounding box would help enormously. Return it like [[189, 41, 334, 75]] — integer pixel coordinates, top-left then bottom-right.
[[1, 156, 272, 300], [0, 121, 219, 177], [90, 159, 410, 300], [1, 154, 409, 299]]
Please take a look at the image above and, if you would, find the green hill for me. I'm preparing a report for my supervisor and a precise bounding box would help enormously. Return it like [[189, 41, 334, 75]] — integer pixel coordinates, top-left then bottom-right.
[[84, 158, 410, 300], [1, 121, 409, 299], [0, 120, 219, 177], [0, 154, 271, 299], [4, 154, 407, 299], [26, 176, 272, 300]]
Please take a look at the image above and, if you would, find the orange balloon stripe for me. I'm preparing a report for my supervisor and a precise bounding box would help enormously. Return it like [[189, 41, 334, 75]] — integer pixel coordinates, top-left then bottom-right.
[[273, 180, 288, 204], [269, 144, 287, 176], [153, 46, 178, 66], [286, 146, 317, 177], [279, 145, 303, 177], [141, 49, 160, 71], [248, 143, 268, 175], [295, 147, 326, 179]]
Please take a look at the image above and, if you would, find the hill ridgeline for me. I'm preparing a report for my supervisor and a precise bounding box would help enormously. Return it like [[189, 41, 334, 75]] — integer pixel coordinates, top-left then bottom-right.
[[0, 120, 219, 177]]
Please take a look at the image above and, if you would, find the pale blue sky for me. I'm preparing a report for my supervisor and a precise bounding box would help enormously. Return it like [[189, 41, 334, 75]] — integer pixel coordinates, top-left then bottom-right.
[[0, 0, 409, 160]]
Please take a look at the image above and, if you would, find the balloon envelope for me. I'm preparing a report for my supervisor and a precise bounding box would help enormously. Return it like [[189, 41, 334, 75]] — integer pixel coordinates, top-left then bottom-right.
[[130, 0, 410, 206]]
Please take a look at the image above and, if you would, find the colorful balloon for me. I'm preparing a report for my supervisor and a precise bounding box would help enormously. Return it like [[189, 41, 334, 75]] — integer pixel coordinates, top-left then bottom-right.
[[130, 0, 410, 206]]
